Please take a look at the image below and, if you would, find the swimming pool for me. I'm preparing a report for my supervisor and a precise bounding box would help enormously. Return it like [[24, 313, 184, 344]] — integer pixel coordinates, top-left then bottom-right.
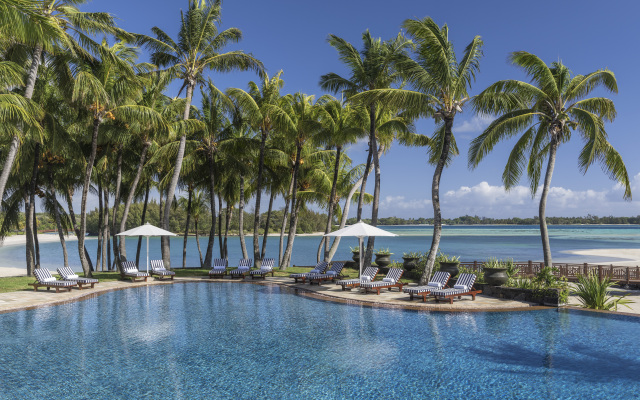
[[1, 283, 639, 399]]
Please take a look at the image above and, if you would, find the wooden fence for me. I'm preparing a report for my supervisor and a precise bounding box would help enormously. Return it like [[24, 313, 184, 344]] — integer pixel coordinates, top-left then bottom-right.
[[458, 261, 640, 285]]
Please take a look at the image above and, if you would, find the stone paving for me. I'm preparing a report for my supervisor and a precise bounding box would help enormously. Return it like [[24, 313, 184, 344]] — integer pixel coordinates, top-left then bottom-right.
[[0, 275, 545, 314]]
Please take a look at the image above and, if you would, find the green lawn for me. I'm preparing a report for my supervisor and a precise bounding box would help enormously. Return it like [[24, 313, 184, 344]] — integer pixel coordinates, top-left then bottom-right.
[[0, 266, 417, 294]]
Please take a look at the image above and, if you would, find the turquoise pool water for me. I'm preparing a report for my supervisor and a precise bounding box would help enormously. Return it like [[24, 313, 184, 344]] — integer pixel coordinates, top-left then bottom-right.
[[1, 283, 639, 399]]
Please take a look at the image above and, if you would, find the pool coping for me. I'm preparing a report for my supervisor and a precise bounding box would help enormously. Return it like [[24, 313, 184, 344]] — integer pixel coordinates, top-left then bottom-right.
[[1, 276, 638, 318]]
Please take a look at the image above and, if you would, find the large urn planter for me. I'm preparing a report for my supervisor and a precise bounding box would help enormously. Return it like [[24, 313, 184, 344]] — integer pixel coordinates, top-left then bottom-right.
[[484, 267, 509, 286], [374, 253, 392, 268], [439, 262, 460, 279], [402, 257, 420, 271]]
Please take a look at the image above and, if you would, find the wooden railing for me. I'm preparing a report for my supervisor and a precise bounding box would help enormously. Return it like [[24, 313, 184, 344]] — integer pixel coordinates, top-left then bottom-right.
[[458, 261, 640, 285]]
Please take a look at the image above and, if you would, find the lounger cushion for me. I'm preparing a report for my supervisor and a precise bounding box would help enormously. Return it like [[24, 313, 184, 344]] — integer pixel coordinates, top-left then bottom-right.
[[43, 277, 56, 283], [454, 284, 468, 291], [382, 277, 395, 283], [361, 276, 371, 282], [427, 282, 442, 289]]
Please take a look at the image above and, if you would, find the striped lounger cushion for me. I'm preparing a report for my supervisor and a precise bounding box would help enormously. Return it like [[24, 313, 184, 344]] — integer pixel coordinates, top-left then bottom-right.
[[403, 271, 450, 294], [121, 261, 150, 277], [150, 260, 175, 275], [210, 259, 228, 274], [229, 259, 253, 275], [57, 267, 99, 284], [308, 262, 344, 281], [289, 261, 328, 278], [431, 273, 477, 297], [34, 269, 76, 287], [336, 267, 378, 286], [249, 258, 275, 275], [360, 268, 403, 289]]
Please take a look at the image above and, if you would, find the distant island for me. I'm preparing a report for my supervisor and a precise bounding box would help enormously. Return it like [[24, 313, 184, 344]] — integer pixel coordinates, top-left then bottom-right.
[[348, 215, 640, 226]]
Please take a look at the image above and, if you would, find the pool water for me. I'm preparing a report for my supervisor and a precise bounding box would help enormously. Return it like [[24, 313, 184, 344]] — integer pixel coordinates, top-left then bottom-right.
[[1, 283, 639, 399]]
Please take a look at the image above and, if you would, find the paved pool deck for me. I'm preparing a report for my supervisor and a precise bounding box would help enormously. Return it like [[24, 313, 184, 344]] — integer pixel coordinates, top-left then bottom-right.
[[0, 275, 638, 316]]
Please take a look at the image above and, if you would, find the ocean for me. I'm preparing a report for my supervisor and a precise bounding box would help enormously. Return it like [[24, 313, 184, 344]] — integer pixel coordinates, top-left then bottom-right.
[[1, 225, 639, 272]]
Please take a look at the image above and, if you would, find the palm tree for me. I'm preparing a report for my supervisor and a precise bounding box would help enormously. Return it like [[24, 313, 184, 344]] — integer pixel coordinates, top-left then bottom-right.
[[189, 189, 209, 267], [227, 71, 289, 265], [72, 40, 166, 276], [320, 31, 412, 268], [137, 0, 263, 268], [0, 0, 124, 204], [469, 52, 631, 267]]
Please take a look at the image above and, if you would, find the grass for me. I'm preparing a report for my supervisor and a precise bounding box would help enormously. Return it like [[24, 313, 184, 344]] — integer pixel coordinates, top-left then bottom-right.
[[0, 265, 418, 294]]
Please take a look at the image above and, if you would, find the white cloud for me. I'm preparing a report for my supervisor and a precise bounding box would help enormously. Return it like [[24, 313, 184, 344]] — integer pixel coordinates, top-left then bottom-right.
[[453, 114, 493, 134], [380, 195, 431, 211]]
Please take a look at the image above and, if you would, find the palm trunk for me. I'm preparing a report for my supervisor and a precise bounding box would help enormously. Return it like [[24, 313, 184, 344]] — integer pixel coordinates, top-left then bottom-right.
[[96, 181, 103, 271], [49, 167, 68, 269], [364, 106, 380, 269], [0, 45, 43, 205], [316, 237, 325, 263], [278, 172, 294, 267], [111, 148, 123, 265], [33, 209, 40, 269], [182, 188, 192, 269], [261, 190, 275, 259], [162, 80, 194, 269], [282, 200, 302, 268], [357, 140, 373, 221], [539, 137, 559, 267], [327, 175, 365, 261], [420, 116, 454, 285], [78, 117, 101, 277], [216, 195, 223, 256], [238, 175, 248, 258], [223, 202, 231, 259], [118, 143, 149, 260], [103, 187, 110, 271], [253, 128, 268, 266], [195, 219, 203, 268], [204, 151, 216, 268], [323, 146, 342, 260], [24, 192, 34, 276], [281, 144, 302, 269], [136, 183, 150, 266], [66, 188, 93, 269]]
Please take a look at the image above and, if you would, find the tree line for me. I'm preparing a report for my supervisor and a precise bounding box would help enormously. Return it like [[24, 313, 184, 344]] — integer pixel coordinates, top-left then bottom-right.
[[351, 215, 640, 226], [0, 1, 631, 281]]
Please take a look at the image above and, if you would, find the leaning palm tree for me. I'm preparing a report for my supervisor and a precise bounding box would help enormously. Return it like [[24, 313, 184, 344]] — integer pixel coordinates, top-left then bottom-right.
[[72, 41, 166, 276], [136, 0, 263, 268], [352, 18, 483, 284], [469, 52, 631, 267], [320, 30, 412, 268]]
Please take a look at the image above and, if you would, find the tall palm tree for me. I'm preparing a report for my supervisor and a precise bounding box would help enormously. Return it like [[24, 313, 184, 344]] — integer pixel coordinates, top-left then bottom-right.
[[0, 0, 123, 204], [227, 71, 289, 265], [72, 41, 166, 276], [469, 52, 631, 267], [352, 18, 483, 284], [137, 0, 263, 268], [320, 31, 412, 268]]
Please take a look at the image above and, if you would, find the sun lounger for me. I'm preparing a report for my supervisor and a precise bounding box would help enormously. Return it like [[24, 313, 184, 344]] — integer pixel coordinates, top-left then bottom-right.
[[150, 259, 176, 280], [360, 268, 405, 295], [336, 266, 379, 291], [289, 261, 329, 283], [249, 258, 276, 279], [431, 273, 482, 304], [208, 258, 229, 278], [56, 267, 99, 289], [120, 261, 150, 282], [30, 269, 78, 292], [308, 262, 345, 285], [403, 271, 451, 302], [228, 259, 253, 279]]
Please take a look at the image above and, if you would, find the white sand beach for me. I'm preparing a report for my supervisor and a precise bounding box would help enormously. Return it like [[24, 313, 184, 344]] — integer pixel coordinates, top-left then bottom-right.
[[0, 234, 78, 277], [563, 248, 640, 266]]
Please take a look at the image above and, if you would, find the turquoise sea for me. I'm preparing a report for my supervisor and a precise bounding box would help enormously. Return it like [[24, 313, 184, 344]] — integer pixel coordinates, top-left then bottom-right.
[[1, 225, 639, 272]]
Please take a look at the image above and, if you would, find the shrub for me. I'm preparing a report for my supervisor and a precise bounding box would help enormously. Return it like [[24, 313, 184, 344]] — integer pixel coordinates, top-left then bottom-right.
[[572, 273, 632, 311], [375, 248, 393, 255]]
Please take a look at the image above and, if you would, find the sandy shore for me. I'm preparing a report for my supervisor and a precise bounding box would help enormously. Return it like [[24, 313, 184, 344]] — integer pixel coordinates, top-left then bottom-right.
[[0, 234, 78, 277], [562, 249, 640, 266]]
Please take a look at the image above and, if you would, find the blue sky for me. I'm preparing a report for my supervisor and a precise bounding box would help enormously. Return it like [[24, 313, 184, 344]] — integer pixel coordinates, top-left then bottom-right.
[[79, 0, 640, 219]]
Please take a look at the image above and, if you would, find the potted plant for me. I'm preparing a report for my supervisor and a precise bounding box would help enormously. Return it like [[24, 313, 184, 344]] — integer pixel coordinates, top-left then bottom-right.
[[402, 252, 421, 271], [436, 251, 460, 279], [350, 246, 360, 263], [374, 248, 393, 268], [482, 257, 516, 286]]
